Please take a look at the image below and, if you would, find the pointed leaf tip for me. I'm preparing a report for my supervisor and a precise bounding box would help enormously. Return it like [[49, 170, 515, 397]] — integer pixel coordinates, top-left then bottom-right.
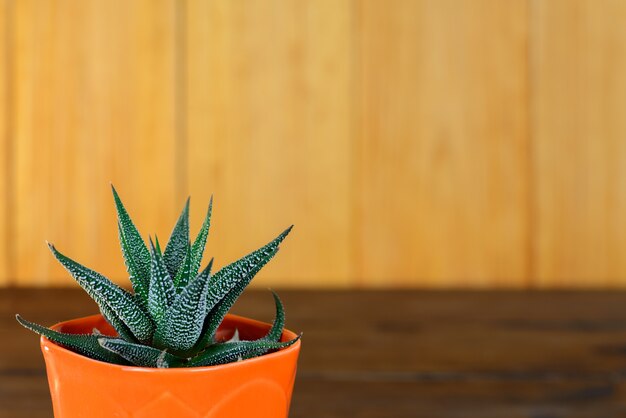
[[164, 197, 192, 280], [156, 236, 162, 255], [195, 227, 290, 347], [189, 199, 213, 279], [48, 244, 154, 342], [264, 290, 285, 342], [285, 225, 294, 235], [16, 316, 129, 365], [113, 185, 151, 305]]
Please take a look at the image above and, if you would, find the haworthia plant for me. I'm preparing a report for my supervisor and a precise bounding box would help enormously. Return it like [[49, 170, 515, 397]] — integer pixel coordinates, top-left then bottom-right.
[[16, 187, 298, 368]]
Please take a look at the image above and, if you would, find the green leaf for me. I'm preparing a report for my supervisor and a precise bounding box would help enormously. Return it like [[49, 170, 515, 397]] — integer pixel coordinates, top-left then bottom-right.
[[153, 259, 214, 351], [16, 315, 129, 365], [263, 290, 285, 342], [199, 290, 283, 351], [112, 185, 151, 304], [118, 221, 149, 307], [163, 198, 190, 279], [148, 238, 176, 323], [97, 301, 137, 342], [190, 197, 213, 279], [154, 235, 163, 256], [173, 242, 192, 289], [186, 335, 301, 368], [205, 226, 292, 317], [48, 243, 155, 343], [193, 227, 291, 350], [196, 247, 279, 349], [98, 338, 184, 368]]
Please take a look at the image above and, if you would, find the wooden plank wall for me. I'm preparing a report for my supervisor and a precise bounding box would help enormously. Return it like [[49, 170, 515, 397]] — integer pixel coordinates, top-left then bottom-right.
[[356, 0, 529, 287], [532, 0, 626, 287], [8, 0, 179, 286], [0, 0, 9, 284], [185, 0, 353, 287], [1, 0, 625, 288]]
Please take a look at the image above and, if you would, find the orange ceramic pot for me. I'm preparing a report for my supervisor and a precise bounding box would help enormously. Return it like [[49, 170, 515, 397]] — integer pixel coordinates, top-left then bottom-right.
[[40, 313, 301, 418]]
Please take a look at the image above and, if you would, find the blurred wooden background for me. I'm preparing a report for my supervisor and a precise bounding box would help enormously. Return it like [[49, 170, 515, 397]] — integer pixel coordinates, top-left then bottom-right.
[[1, 0, 626, 288]]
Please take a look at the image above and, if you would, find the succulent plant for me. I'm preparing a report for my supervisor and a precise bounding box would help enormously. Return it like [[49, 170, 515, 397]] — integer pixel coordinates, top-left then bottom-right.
[[16, 186, 299, 368]]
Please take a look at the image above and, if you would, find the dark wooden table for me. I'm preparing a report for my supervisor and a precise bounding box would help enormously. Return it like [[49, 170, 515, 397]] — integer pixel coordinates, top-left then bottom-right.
[[2, 289, 626, 417]]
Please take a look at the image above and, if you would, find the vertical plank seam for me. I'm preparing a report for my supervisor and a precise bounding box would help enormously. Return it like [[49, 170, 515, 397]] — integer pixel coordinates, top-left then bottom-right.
[[526, 0, 537, 287], [349, 0, 363, 287], [3, 0, 15, 285], [175, 0, 188, 201]]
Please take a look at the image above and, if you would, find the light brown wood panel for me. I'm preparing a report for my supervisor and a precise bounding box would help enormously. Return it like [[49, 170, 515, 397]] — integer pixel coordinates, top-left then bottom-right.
[[185, 0, 353, 287], [7, 0, 626, 289], [0, 0, 10, 283], [356, 0, 530, 287], [10, 0, 179, 286], [531, 0, 626, 287]]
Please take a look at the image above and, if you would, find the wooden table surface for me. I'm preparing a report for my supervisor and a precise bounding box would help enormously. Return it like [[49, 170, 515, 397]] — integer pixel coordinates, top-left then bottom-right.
[[2, 289, 626, 417]]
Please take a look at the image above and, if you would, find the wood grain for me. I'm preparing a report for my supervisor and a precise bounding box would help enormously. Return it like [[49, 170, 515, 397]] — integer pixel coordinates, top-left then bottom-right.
[[0, 0, 10, 284], [6, 289, 626, 417], [185, 0, 353, 287], [531, 0, 626, 287], [9, 0, 179, 285], [355, 0, 530, 287], [4, 1, 626, 288]]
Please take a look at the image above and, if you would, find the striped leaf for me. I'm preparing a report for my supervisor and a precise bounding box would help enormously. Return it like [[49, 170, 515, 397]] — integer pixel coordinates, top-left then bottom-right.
[[16, 315, 129, 365], [112, 186, 151, 304], [190, 197, 213, 279], [204, 226, 292, 317], [195, 247, 279, 349], [201, 290, 284, 350], [163, 198, 190, 280], [153, 259, 214, 351], [186, 335, 301, 368], [97, 300, 137, 342], [48, 243, 155, 342], [148, 238, 176, 323], [173, 243, 192, 289], [118, 221, 149, 306], [98, 338, 184, 368]]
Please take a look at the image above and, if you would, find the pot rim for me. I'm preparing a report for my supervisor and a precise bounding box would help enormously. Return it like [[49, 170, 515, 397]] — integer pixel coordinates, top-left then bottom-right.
[[40, 313, 301, 374]]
